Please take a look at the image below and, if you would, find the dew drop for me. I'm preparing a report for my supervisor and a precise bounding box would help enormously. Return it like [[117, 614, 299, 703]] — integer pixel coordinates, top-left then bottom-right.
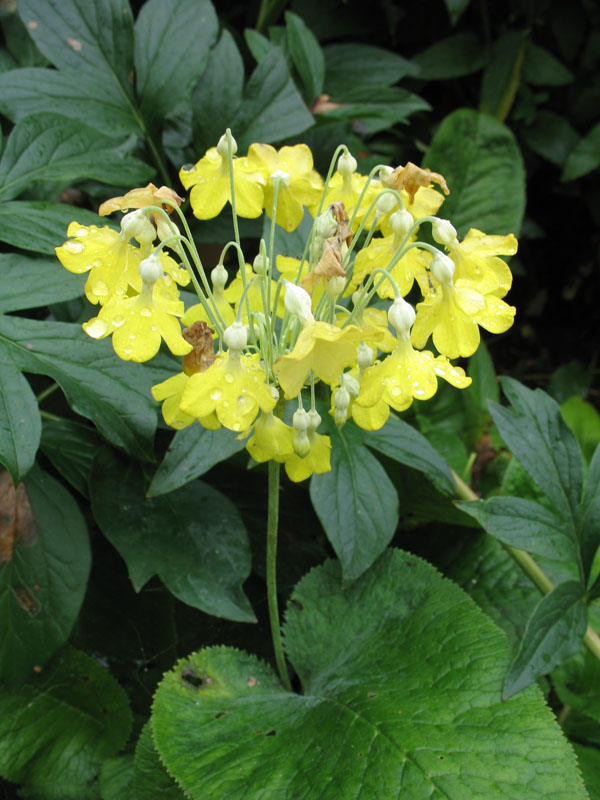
[[232, 422, 241, 431], [414, 388, 426, 397], [65, 241, 84, 254], [112, 315, 126, 328], [210, 389, 222, 400], [85, 319, 108, 338], [140, 307, 152, 317], [92, 280, 109, 297], [222, 400, 230, 408], [123, 346, 133, 356], [224, 373, 234, 384], [129, 332, 136, 341], [76, 228, 88, 237], [92, 258, 103, 268], [390, 387, 401, 397], [151, 325, 158, 332]]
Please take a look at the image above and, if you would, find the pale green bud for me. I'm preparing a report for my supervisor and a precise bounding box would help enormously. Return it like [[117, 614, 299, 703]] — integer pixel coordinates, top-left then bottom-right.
[[431, 251, 455, 284], [357, 342, 374, 371], [376, 192, 398, 216], [431, 218, 458, 248], [388, 297, 415, 339], [139, 251, 163, 285], [316, 209, 338, 239], [338, 149, 357, 177], [253, 252, 269, 275], [211, 263, 228, 292], [223, 321, 247, 352], [284, 282, 314, 325], [217, 132, 237, 158], [390, 208, 414, 238], [121, 209, 156, 247]]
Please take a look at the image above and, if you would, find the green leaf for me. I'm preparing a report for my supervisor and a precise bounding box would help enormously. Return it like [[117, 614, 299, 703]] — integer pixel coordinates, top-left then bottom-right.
[[135, 0, 218, 125], [553, 623, 600, 726], [523, 111, 580, 166], [480, 31, 527, 122], [0, 253, 85, 312], [40, 419, 101, 498], [99, 756, 134, 800], [316, 86, 430, 132], [0, 465, 90, 685], [413, 32, 485, 80], [563, 122, 600, 181], [363, 415, 455, 495], [323, 43, 418, 97], [443, 0, 472, 25], [0, 201, 111, 254], [310, 421, 398, 582], [0, 647, 131, 798], [548, 361, 593, 404], [0, 316, 157, 461], [148, 425, 246, 497], [491, 378, 584, 527], [132, 723, 186, 800], [571, 743, 600, 800], [562, 396, 600, 464], [522, 42, 573, 86], [191, 29, 245, 157], [580, 446, 600, 592], [284, 11, 324, 104], [0, 68, 139, 138], [152, 549, 587, 799], [422, 109, 525, 236], [244, 28, 277, 64], [0, 348, 40, 485], [458, 496, 579, 563], [233, 50, 314, 150], [18, 0, 135, 101], [1, 11, 48, 68], [90, 448, 255, 622], [504, 580, 587, 699], [0, 113, 154, 203]]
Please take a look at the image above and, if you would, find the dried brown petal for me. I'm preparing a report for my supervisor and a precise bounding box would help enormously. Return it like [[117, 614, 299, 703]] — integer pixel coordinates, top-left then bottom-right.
[[329, 202, 352, 246], [301, 237, 346, 293], [381, 162, 449, 205], [182, 321, 216, 376], [99, 183, 184, 216]]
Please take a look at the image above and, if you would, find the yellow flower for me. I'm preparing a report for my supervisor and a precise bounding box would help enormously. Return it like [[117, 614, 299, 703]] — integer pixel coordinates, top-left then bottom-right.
[[83, 279, 191, 363], [180, 352, 276, 432], [441, 228, 517, 297], [151, 373, 220, 430], [180, 147, 264, 220], [247, 143, 323, 232], [350, 235, 430, 298], [284, 432, 331, 482], [378, 186, 446, 236], [274, 321, 365, 399], [322, 171, 378, 230], [245, 412, 294, 463], [98, 183, 184, 216], [355, 338, 471, 426], [223, 262, 285, 320]]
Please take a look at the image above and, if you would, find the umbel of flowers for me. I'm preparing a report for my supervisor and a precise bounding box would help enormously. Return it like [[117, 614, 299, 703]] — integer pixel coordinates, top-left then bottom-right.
[[56, 131, 517, 483]]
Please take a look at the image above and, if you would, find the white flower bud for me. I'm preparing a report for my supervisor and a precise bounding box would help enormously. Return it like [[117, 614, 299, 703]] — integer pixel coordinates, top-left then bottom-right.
[[338, 150, 357, 177], [270, 169, 290, 187], [376, 192, 398, 216], [307, 409, 321, 432], [223, 321, 247, 352], [121, 210, 156, 246], [139, 251, 163, 285], [431, 251, 455, 285], [333, 386, 351, 424], [253, 252, 269, 275], [211, 263, 228, 292], [217, 132, 237, 158], [431, 218, 458, 248], [352, 287, 366, 309], [340, 372, 360, 397], [284, 282, 314, 325], [390, 207, 414, 238], [293, 430, 311, 457], [156, 214, 179, 244], [357, 342, 374, 371], [292, 408, 310, 432], [315, 210, 338, 239], [326, 275, 346, 300], [388, 297, 416, 339]]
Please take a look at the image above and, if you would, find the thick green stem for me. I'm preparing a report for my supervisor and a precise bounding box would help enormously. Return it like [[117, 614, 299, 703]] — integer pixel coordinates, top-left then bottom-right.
[[452, 469, 600, 662], [267, 460, 292, 690]]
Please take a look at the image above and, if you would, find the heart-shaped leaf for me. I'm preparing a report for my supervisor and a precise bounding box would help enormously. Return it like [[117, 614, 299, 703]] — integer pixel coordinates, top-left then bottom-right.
[[152, 549, 586, 799]]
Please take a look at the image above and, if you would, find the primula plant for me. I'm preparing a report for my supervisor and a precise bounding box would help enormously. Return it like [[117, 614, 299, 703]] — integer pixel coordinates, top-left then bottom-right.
[[1, 0, 600, 798]]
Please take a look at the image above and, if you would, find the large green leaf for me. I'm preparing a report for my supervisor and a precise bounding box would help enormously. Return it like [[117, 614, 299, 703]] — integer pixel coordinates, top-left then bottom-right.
[[0, 68, 139, 137], [479, 31, 526, 121], [503, 580, 587, 699], [40, 419, 101, 498], [412, 32, 485, 80], [152, 549, 587, 799], [284, 11, 324, 104], [422, 108, 525, 237], [148, 425, 246, 497], [310, 420, 399, 582], [522, 42, 574, 87], [0, 201, 111, 254], [135, 0, 218, 125], [0, 348, 40, 485], [0, 647, 131, 798], [0, 113, 154, 203], [323, 43, 418, 97], [99, 756, 134, 800], [0, 253, 85, 313], [132, 722, 186, 800], [0, 316, 157, 461], [523, 111, 580, 167], [563, 122, 600, 181], [90, 448, 255, 622], [0, 465, 90, 685]]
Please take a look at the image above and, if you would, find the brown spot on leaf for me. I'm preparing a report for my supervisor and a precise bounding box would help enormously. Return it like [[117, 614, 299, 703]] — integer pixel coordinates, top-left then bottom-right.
[[0, 471, 37, 564], [66, 37, 83, 52], [311, 94, 343, 114], [12, 586, 41, 616], [247, 676, 258, 688], [27, 20, 38, 29]]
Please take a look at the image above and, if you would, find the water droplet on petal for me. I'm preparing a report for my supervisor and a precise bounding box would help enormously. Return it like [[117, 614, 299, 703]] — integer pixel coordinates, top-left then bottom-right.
[[85, 319, 108, 338], [92, 280, 109, 298], [210, 389, 222, 400], [112, 315, 126, 328], [65, 241, 84, 253], [414, 389, 426, 397], [123, 346, 133, 356], [222, 400, 230, 408], [76, 228, 88, 237], [232, 422, 241, 431], [391, 387, 401, 397], [140, 307, 152, 317], [92, 258, 103, 268], [151, 325, 158, 332], [224, 373, 234, 384], [129, 332, 136, 341]]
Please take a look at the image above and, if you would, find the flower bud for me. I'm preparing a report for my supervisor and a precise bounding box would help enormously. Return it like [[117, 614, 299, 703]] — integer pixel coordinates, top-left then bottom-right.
[[217, 132, 237, 158], [156, 214, 180, 244], [340, 372, 360, 397], [376, 192, 398, 217], [253, 252, 269, 275], [284, 282, 314, 325], [292, 408, 311, 456], [307, 409, 321, 432], [315, 210, 338, 239], [338, 149, 357, 177], [390, 207, 414, 238], [357, 342, 374, 371], [270, 169, 290, 187], [223, 321, 248, 352], [139, 251, 163, 285], [292, 408, 310, 432], [333, 386, 351, 426], [431, 251, 455, 284], [431, 218, 458, 248], [388, 297, 416, 339], [121, 210, 156, 246], [326, 275, 346, 300], [211, 263, 228, 292]]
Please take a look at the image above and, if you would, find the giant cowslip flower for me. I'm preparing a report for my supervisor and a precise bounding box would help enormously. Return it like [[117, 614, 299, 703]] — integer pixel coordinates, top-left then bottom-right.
[[411, 251, 516, 359], [274, 321, 366, 399], [180, 351, 276, 432], [245, 412, 295, 463], [284, 431, 331, 482], [180, 136, 264, 220], [350, 235, 431, 298], [247, 143, 323, 232]]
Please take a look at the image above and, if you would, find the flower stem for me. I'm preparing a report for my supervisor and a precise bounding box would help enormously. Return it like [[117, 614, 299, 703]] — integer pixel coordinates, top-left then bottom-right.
[[267, 460, 292, 691]]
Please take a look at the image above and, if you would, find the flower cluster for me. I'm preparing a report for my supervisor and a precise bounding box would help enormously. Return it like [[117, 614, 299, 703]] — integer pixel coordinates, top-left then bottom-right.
[[56, 132, 517, 482]]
